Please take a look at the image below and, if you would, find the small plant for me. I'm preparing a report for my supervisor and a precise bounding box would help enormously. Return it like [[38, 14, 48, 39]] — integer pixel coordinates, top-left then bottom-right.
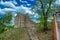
[[0, 27, 5, 34]]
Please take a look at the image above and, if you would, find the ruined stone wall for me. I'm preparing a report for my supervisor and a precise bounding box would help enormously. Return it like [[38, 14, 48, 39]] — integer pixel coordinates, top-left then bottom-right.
[[14, 14, 37, 28], [14, 14, 20, 28]]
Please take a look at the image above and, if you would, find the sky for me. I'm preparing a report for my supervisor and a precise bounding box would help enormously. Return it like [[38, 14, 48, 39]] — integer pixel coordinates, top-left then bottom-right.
[[0, 0, 36, 15], [0, 0, 60, 23], [0, 0, 37, 22]]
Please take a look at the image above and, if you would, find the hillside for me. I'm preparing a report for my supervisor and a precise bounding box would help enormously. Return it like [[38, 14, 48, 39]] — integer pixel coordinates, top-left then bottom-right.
[[0, 27, 30, 40], [0, 26, 53, 40]]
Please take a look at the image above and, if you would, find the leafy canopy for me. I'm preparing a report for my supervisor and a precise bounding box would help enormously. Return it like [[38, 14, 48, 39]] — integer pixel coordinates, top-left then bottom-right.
[[0, 13, 12, 26]]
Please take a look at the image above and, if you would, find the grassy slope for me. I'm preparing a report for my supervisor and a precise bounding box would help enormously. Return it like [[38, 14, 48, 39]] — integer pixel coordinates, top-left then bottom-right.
[[37, 30, 53, 40], [0, 22, 54, 40], [0, 27, 29, 40], [37, 22, 54, 40]]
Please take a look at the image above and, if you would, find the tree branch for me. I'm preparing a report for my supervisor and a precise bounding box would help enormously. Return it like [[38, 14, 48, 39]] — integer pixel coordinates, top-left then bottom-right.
[[40, 0, 45, 16], [46, 0, 53, 16]]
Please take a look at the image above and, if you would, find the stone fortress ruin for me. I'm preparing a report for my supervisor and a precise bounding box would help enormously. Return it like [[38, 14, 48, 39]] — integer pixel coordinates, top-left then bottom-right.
[[14, 14, 37, 28]]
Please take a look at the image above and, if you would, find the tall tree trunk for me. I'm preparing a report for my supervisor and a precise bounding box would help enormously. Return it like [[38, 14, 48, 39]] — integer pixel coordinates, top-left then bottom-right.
[[43, 15, 48, 31]]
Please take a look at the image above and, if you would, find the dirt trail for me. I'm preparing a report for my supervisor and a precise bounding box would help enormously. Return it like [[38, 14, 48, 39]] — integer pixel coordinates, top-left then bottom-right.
[[27, 27, 39, 40]]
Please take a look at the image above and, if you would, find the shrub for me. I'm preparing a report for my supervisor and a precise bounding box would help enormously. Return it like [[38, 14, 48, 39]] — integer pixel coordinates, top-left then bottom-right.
[[0, 27, 5, 34]]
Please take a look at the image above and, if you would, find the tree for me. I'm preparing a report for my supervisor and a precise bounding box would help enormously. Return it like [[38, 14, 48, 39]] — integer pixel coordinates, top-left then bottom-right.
[[0, 13, 12, 33], [0, 13, 12, 26], [31, 0, 57, 31]]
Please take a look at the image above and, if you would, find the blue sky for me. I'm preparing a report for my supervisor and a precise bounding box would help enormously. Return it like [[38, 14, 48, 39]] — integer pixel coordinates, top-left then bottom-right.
[[0, 0, 60, 23], [0, 0, 36, 8], [0, 0, 36, 15], [0, 0, 38, 23]]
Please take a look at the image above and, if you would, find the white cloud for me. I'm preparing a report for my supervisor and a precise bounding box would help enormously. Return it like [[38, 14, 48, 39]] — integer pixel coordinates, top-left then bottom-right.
[[30, 0, 34, 1], [13, 5, 33, 15], [0, 1, 32, 14], [0, 0, 38, 24], [0, 0, 4, 3], [0, 8, 16, 15], [27, 4, 31, 6], [2, 8, 16, 12], [47, 17, 53, 22], [20, 0, 22, 2], [47, 20, 52, 22], [48, 17, 53, 20], [0, 9, 5, 14], [32, 12, 35, 14], [20, 0, 28, 3], [0, 4, 33, 15], [55, 0, 60, 5], [0, 1, 37, 22], [13, 0, 18, 4], [34, 13, 38, 18], [0, 2, 16, 8], [14, 14, 17, 16]]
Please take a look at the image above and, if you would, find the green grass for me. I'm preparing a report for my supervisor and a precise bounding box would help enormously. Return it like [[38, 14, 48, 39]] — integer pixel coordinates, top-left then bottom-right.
[[0, 26, 14, 34], [37, 22, 54, 31], [0, 22, 54, 40], [0, 27, 30, 40]]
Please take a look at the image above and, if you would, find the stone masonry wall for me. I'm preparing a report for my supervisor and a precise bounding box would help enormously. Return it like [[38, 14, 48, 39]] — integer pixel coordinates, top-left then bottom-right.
[[14, 14, 37, 28]]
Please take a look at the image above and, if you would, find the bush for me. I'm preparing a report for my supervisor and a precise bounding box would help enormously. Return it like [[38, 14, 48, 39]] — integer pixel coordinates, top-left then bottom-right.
[[37, 22, 54, 31], [37, 23, 44, 31], [0, 26, 14, 34], [0, 27, 5, 34]]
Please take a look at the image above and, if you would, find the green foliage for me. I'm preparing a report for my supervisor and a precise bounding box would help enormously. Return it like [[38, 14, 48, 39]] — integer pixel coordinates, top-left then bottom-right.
[[0, 27, 30, 40], [3, 13, 12, 24], [37, 23, 44, 31], [0, 26, 5, 34], [38, 0, 56, 4], [0, 26, 14, 34], [0, 13, 13, 33], [0, 13, 12, 26], [32, 0, 57, 31], [37, 21, 54, 31]]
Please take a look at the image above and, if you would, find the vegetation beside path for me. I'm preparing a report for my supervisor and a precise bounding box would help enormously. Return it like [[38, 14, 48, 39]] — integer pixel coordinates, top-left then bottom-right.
[[0, 27, 30, 40], [0, 26, 53, 40]]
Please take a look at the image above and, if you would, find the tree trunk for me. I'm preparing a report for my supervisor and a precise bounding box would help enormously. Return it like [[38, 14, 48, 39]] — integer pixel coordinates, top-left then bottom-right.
[[43, 15, 48, 31]]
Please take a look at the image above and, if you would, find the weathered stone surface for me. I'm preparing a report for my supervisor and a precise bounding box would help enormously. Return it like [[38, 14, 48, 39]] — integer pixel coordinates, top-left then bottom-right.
[[27, 27, 39, 40], [14, 14, 37, 28]]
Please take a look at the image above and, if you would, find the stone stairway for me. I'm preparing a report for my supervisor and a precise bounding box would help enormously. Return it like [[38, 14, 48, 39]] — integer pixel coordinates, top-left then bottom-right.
[[26, 27, 39, 40]]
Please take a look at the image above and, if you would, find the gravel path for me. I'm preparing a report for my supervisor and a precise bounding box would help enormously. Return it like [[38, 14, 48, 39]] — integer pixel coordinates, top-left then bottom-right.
[[27, 27, 39, 40]]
